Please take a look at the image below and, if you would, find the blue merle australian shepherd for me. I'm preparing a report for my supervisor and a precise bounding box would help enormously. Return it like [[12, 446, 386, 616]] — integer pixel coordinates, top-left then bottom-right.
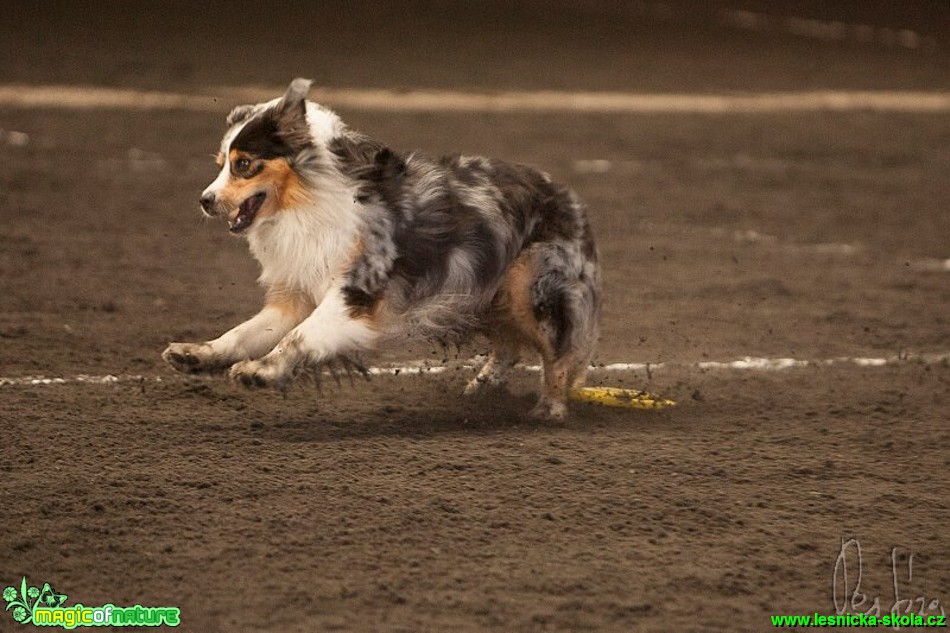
[[162, 79, 600, 419]]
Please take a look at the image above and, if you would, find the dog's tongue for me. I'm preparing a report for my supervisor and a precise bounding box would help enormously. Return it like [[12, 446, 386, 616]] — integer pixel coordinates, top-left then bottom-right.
[[229, 193, 265, 233]]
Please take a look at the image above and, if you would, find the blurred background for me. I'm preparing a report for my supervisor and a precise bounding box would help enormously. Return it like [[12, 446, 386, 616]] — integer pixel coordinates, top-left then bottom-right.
[[2, 5, 949, 632], [2, 0, 947, 93], [0, 0, 948, 370]]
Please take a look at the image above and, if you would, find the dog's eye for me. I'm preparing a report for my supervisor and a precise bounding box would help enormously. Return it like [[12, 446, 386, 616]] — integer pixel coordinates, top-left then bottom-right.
[[235, 158, 251, 172]]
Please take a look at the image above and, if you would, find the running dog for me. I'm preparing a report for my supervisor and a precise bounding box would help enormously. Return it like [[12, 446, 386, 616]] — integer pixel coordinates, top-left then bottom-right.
[[162, 78, 600, 418]]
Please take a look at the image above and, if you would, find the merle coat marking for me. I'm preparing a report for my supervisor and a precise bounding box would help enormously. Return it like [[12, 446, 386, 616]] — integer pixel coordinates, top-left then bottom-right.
[[162, 78, 600, 419]]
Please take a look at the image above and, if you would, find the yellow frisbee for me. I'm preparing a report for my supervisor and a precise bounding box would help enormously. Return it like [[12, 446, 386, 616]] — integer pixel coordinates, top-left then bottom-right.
[[569, 386, 675, 410]]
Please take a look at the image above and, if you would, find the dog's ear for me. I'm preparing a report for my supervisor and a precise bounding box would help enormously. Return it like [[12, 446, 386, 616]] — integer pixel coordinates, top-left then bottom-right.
[[279, 77, 313, 107], [274, 78, 313, 152], [226, 104, 255, 128]]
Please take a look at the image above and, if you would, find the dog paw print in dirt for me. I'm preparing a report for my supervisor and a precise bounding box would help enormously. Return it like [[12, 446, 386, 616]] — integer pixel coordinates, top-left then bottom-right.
[[3, 578, 67, 624]]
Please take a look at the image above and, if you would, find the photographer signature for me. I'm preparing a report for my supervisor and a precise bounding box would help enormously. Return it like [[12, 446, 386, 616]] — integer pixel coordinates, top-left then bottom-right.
[[833, 537, 945, 623]]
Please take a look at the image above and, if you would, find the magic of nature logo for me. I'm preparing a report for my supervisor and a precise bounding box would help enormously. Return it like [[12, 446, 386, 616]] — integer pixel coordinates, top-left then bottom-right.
[[3, 577, 179, 628]]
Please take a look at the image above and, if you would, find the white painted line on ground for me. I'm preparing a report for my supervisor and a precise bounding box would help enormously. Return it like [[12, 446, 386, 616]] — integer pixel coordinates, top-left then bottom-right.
[[0, 374, 129, 387], [2, 85, 950, 114], [594, 352, 948, 373], [718, 7, 937, 51], [367, 365, 448, 376], [1, 353, 946, 388], [909, 257, 950, 272]]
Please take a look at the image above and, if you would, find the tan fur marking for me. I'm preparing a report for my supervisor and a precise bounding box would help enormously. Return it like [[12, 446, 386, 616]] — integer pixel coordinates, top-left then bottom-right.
[[212, 154, 313, 226], [265, 285, 315, 322], [502, 256, 554, 359], [498, 252, 585, 411], [215, 176, 263, 223], [543, 353, 586, 406], [268, 159, 312, 210], [340, 236, 384, 324], [361, 298, 386, 327], [227, 149, 247, 167]]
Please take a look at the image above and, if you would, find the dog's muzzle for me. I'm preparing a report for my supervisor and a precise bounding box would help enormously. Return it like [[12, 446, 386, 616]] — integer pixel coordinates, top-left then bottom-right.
[[200, 193, 216, 215]]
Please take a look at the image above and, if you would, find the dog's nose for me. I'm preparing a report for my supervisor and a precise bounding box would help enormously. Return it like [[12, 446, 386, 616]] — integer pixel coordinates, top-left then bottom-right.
[[200, 193, 216, 212]]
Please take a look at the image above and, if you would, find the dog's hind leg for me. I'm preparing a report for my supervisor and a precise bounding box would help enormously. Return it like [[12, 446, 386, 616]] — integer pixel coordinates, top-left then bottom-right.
[[533, 349, 590, 420], [463, 339, 520, 396], [502, 243, 600, 419]]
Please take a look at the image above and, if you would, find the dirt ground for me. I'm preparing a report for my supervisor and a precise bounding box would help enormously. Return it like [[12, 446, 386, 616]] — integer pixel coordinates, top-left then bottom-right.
[[1, 2, 949, 631]]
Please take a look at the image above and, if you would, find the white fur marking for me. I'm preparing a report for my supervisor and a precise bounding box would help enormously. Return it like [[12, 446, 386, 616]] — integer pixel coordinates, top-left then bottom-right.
[[246, 183, 362, 304], [283, 287, 379, 362], [208, 304, 300, 361]]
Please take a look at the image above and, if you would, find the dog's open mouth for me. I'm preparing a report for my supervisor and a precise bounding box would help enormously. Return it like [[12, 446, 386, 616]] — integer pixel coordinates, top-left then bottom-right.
[[229, 192, 266, 233]]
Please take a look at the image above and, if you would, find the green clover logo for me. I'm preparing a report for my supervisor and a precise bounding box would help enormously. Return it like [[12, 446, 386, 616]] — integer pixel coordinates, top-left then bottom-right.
[[42, 590, 64, 608], [3, 577, 68, 625]]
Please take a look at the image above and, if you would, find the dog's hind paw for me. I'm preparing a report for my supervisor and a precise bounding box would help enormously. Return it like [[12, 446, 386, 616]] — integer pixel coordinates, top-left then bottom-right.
[[162, 342, 229, 374], [462, 376, 486, 396], [463, 375, 509, 397], [529, 399, 568, 421]]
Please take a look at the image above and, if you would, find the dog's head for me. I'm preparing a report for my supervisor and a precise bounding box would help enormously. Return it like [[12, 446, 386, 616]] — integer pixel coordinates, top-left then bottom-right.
[[200, 78, 338, 233]]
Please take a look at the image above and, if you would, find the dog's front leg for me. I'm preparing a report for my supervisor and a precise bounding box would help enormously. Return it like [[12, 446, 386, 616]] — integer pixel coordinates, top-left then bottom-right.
[[162, 291, 313, 374], [229, 288, 378, 389]]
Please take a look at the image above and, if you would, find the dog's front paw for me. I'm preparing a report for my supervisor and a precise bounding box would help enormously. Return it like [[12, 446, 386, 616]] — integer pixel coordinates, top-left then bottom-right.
[[162, 342, 229, 374], [228, 358, 291, 390]]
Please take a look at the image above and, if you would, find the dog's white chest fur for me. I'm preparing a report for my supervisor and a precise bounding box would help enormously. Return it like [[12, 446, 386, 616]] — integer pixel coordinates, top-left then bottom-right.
[[242, 102, 359, 301], [247, 188, 362, 302]]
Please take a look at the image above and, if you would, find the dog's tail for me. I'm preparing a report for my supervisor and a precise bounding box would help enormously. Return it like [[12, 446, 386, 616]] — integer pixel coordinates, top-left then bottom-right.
[[530, 236, 601, 381]]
